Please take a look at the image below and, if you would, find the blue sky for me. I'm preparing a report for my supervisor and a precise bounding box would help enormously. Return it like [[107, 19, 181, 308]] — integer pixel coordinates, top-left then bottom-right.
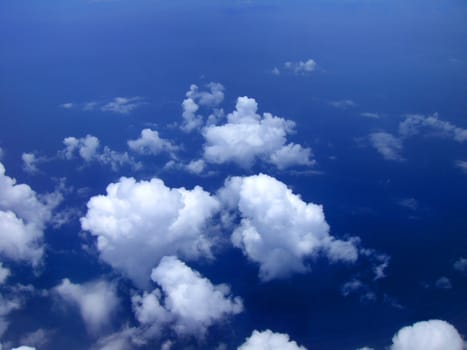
[[0, 1, 466, 349]]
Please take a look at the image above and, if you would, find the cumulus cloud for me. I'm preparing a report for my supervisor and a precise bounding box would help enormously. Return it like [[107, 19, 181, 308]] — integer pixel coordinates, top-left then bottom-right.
[[390, 320, 464, 350], [132, 256, 243, 337], [218, 174, 358, 281], [54, 278, 119, 334], [203, 97, 314, 169], [0, 162, 54, 265], [185, 159, 206, 174], [21, 153, 40, 174], [62, 135, 141, 171], [80, 177, 220, 287], [127, 129, 177, 157], [369, 132, 404, 161], [237, 329, 306, 350], [181, 83, 225, 132], [284, 59, 317, 75], [100, 97, 145, 114]]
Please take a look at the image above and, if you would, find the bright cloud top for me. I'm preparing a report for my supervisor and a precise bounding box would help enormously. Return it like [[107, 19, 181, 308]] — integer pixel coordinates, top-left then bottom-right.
[[0, 162, 54, 265], [237, 329, 307, 350], [218, 174, 358, 281], [132, 256, 243, 337], [390, 320, 464, 350], [203, 97, 313, 169], [80, 177, 220, 287], [127, 128, 178, 157], [54, 278, 119, 335]]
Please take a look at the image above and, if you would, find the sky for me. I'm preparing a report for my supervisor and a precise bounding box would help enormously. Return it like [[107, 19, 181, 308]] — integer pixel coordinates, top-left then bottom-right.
[[0, 0, 466, 349]]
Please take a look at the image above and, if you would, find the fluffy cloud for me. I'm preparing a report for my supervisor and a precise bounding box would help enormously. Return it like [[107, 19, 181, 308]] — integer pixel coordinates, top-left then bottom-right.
[[21, 153, 40, 174], [390, 320, 464, 350], [203, 97, 314, 169], [132, 256, 243, 337], [54, 279, 119, 334], [62, 135, 141, 171], [181, 83, 224, 132], [237, 330, 306, 350], [218, 174, 358, 281], [11, 347, 36, 350], [0, 162, 53, 265], [80, 177, 220, 287], [127, 129, 177, 156], [284, 59, 317, 75], [369, 132, 404, 161]]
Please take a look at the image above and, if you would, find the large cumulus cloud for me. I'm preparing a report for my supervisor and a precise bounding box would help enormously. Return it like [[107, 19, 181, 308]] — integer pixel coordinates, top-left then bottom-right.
[[0, 162, 54, 265], [237, 330, 306, 350], [132, 256, 243, 337], [218, 174, 358, 281], [80, 177, 220, 287], [202, 97, 313, 169]]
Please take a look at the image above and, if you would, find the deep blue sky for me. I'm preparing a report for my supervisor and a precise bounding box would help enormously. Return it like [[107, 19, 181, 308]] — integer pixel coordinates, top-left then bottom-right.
[[0, 1, 466, 349]]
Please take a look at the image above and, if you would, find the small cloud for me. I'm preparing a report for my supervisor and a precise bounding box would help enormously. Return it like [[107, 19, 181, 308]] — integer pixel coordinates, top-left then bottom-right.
[[399, 198, 418, 211], [435, 277, 452, 289], [60, 103, 74, 109], [369, 132, 404, 162], [271, 67, 280, 76], [329, 99, 357, 109], [453, 257, 467, 273], [284, 58, 317, 75], [455, 160, 467, 174], [360, 112, 380, 119], [100, 97, 145, 114]]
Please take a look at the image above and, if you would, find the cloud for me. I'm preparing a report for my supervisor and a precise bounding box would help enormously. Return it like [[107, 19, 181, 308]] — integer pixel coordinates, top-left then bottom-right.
[[453, 257, 467, 273], [390, 320, 464, 350], [203, 97, 314, 169], [80, 177, 220, 287], [100, 97, 145, 114], [399, 113, 467, 142], [0, 162, 54, 265], [21, 153, 44, 174], [132, 256, 243, 337], [218, 174, 358, 281], [434, 276, 452, 289], [0, 263, 10, 284], [11, 347, 36, 350], [398, 198, 418, 211], [186, 159, 206, 174], [181, 83, 225, 132], [455, 160, 467, 174], [59, 103, 74, 109], [127, 129, 177, 157], [369, 132, 404, 161], [62, 135, 141, 171], [54, 278, 119, 334], [284, 59, 317, 75], [237, 329, 306, 350], [0, 294, 21, 337], [341, 278, 376, 303], [329, 99, 357, 109], [361, 113, 380, 119]]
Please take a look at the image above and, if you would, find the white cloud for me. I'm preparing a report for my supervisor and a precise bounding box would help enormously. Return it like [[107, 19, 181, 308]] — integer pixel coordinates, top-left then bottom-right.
[[329, 100, 357, 109], [203, 97, 314, 169], [361, 112, 380, 119], [0, 263, 10, 284], [92, 327, 136, 350], [54, 278, 119, 334], [0, 162, 53, 265], [11, 347, 36, 350], [272, 67, 281, 76], [453, 257, 467, 273], [186, 159, 206, 174], [181, 83, 225, 132], [132, 256, 243, 337], [127, 129, 177, 156], [455, 160, 467, 174], [369, 132, 404, 161], [390, 320, 464, 350], [237, 329, 306, 350], [60, 103, 74, 109], [62, 135, 141, 171], [341, 278, 376, 303], [284, 59, 317, 75], [21, 153, 40, 174], [399, 113, 467, 142], [100, 97, 145, 114], [218, 174, 358, 281], [0, 294, 21, 337], [81, 177, 220, 287]]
